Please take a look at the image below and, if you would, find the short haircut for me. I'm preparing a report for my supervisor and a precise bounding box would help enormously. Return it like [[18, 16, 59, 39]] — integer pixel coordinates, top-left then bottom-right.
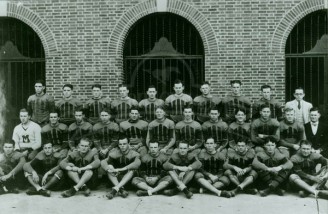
[[294, 87, 304, 93], [261, 84, 272, 91], [148, 141, 159, 146], [155, 106, 166, 112], [35, 79, 45, 86], [100, 108, 112, 115], [19, 108, 30, 115], [49, 109, 61, 117], [118, 134, 129, 144], [230, 80, 242, 86], [178, 140, 189, 146], [236, 137, 249, 144], [92, 84, 102, 90], [183, 105, 193, 111], [74, 106, 84, 114], [3, 139, 15, 146], [174, 79, 184, 86], [310, 107, 320, 114], [201, 81, 211, 86], [42, 140, 53, 147], [264, 136, 277, 144], [118, 84, 128, 89], [148, 85, 156, 90], [284, 107, 294, 114], [62, 84, 73, 90], [234, 107, 246, 115], [260, 104, 271, 111], [205, 137, 216, 143], [79, 137, 92, 147], [209, 107, 220, 113], [300, 139, 312, 147]]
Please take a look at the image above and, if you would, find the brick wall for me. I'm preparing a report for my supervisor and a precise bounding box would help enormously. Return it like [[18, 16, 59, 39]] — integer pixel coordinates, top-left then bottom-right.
[[3, 0, 327, 103]]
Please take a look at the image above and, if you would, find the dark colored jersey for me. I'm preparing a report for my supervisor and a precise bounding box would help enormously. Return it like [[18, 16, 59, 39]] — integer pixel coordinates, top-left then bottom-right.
[[103, 148, 140, 170], [253, 149, 293, 170], [55, 98, 83, 125], [202, 120, 228, 148], [93, 122, 119, 150], [291, 152, 328, 177], [84, 97, 111, 125], [279, 120, 304, 147], [110, 97, 138, 124], [147, 118, 175, 148], [120, 119, 148, 146], [165, 93, 193, 123], [251, 118, 280, 147], [193, 95, 222, 123], [252, 97, 283, 120], [41, 123, 68, 150], [175, 120, 202, 147], [139, 153, 168, 177], [68, 121, 93, 149], [198, 149, 226, 174], [221, 93, 251, 123], [60, 148, 100, 169], [27, 93, 55, 124], [0, 151, 25, 175], [225, 148, 255, 169], [163, 151, 201, 170], [24, 151, 61, 175], [139, 98, 165, 122], [228, 122, 251, 147]]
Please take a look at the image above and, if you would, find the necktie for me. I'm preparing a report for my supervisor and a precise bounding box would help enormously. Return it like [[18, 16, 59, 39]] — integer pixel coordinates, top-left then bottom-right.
[[297, 101, 301, 109]]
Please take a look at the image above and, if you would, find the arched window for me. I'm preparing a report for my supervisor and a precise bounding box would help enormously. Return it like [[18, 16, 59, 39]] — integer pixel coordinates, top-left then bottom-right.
[[123, 13, 205, 100], [285, 10, 328, 119], [0, 18, 45, 139]]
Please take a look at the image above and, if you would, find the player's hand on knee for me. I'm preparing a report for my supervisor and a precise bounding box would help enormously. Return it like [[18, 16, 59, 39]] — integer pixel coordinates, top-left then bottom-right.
[[32, 171, 39, 183]]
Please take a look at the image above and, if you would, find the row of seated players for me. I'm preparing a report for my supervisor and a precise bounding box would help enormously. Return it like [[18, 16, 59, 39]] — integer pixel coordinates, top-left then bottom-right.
[[1, 137, 328, 201]]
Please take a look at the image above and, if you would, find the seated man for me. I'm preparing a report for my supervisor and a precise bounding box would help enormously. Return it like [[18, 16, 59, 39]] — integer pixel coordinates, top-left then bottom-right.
[[163, 140, 202, 199], [101, 136, 141, 200], [132, 141, 173, 196], [228, 108, 252, 149], [224, 138, 258, 196], [120, 108, 148, 156], [23, 142, 64, 197], [60, 138, 100, 197], [0, 140, 26, 194], [289, 140, 328, 199], [41, 110, 69, 158], [252, 138, 293, 197], [194, 138, 230, 198]]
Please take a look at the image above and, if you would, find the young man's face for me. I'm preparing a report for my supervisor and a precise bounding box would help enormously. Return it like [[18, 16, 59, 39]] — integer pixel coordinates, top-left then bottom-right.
[[183, 108, 193, 121], [155, 108, 165, 120], [310, 111, 320, 123], [74, 111, 84, 123], [235, 111, 246, 123], [34, 83, 45, 95], [173, 83, 184, 95], [20, 112, 30, 124], [209, 110, 219, 121], [100, 111, 111, 123], [129, 110, 139, 121], [149, 142, 159, 156], [285, 111, 295, 123], [118, 138, 129, 153], [49, 113, 59, 125], [92, 87, 102, 99], [43, 143, 53, 156], [236, 142, 247, 154], [78, 140, 90, 154], [294, 89, 305, 101], [178, 143, 189, 156], [200, 84, 210, 96], [119, 86, 129, 98], [204, 138, 216, 153], [261, 88, 271, 100], [62, 86, 72, 99], [260, 107, 271, 120], [3, 143, 14, 156], [147, 88, 157, 99], [231, 83, 241, 95], [264, 141, 276, 155], [300, 144, 312, 157]]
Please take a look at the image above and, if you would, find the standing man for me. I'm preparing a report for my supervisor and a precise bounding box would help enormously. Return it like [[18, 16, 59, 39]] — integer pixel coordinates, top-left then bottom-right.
[[84, 84, 111, 125], [41, 110, 69, 158], [55, 84, 83, 126], [60, 138, 100, 197], [27, 79, 55, 126], [132, 141, 173, 196], [12, 108, 42, 160], [304, 107, 328, 157], [228, 108, 252, 149], [175, 106, 203, 155], [139, 85, 165, 123], [202, 108, 229, 152], [163, 140, 201, 199], [285, 87, 313, 124], [146, 107, 175, 155], [93, 108, 119, 160], [222, 80, 252, 124], [101, 136, 141, 200], [193, 81, 222, 123], [110, 84, 138, 124], [165, 79, 193, 123], [120, 108, 148, 156], [252, 85, 283, 121], [0, 140, 26, 194]]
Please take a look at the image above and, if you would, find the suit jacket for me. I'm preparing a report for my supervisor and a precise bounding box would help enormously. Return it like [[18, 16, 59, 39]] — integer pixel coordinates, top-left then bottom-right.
[[285, 100, 312, 124], [304, 122, 328, 157]]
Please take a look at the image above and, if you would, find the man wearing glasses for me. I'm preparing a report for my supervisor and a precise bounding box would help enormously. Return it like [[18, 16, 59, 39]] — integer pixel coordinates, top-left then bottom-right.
[[285, 87, 313, 124]]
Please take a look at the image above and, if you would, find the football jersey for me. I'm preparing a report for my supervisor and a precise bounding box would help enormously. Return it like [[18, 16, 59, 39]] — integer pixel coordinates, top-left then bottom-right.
[[198, 149, 227, 174], [138, 152, 169, 177], [225, 148, 255, 169], [111, 97, 138, 124], [104, 148, 140, 170], [93, 122, 119, 150], [147, 118, 175, 148], [228, 122, 251, 147], [84, 97, 111, 125], [120, 119, 148, 146], [221, 93, 251, 124], [27, 93, 55, 124], [165, 93, 193, 123], [55, 98, 83, 125], [0, 151, 25, 175], [253, 97, 283, 120], [253, 148, 293, 170], [251, 118, 280, 147], [68, 121, 93, 149], [279, 120, 305, 146], [139, 98, 165, 122], [163, 151, 201, 170], [60, 148, 100, 169], [175, 120, 202, 147], [41, 123, 68, 150], [25, 151, 61, 175], [202, 120, 228, 147], [291, 152, 328, 176], [193, 95, 222, 123]]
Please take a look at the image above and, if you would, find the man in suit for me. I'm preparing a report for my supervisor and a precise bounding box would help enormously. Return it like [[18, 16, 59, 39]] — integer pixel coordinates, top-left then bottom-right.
[[285, 87, 313, 124], [304, 107, 328, 157]]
